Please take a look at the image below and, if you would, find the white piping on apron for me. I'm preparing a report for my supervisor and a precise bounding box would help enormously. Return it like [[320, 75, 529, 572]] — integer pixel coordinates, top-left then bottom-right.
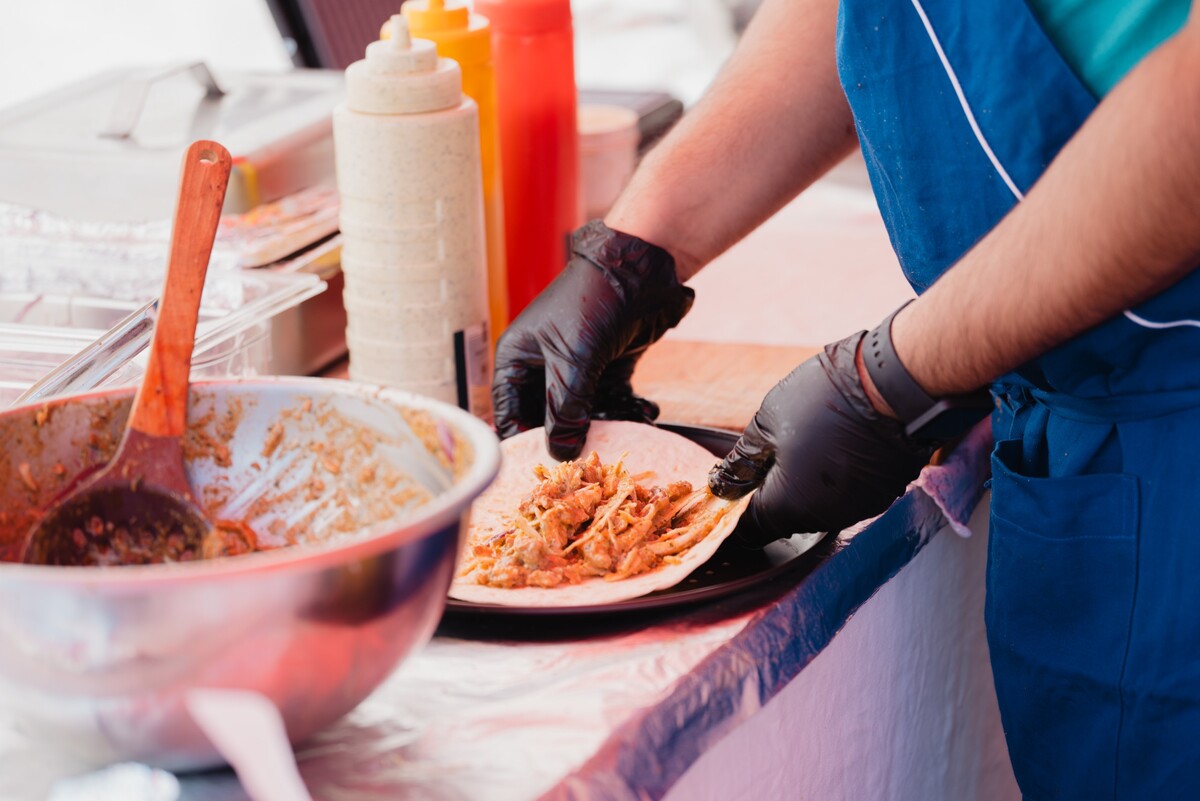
[[907, 0, 1026, 201], [907, 0, 1192, 333]]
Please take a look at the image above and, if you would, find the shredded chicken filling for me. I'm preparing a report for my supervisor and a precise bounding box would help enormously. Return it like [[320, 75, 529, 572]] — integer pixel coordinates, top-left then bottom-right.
[[460, 452, 729, 589]]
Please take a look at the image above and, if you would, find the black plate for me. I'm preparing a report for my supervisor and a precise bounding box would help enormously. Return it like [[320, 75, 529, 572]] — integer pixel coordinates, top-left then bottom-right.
[[442, 423, 828, 617]]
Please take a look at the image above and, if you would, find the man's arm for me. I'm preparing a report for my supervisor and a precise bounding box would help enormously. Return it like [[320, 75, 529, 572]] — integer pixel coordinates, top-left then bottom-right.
[[606, 0, 854, 280], [491, 0, 850, 454], [886, 7, 1200, 400]]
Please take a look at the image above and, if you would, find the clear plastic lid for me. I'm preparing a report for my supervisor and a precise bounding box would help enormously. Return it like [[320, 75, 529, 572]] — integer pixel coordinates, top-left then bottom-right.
[[0, 187, 339, 404], [0, 264, 325, 406]]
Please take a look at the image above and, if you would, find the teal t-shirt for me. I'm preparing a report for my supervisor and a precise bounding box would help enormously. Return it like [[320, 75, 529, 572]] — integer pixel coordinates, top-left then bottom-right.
[[1025, 0, 1190, 96]]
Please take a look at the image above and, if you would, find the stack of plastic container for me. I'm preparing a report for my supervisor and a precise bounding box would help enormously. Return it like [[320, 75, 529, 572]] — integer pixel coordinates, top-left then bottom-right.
[[333, 16, 492, 419]]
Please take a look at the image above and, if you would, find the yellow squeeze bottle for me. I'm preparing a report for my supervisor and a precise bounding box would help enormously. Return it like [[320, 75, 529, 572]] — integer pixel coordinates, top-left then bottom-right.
[[386, 0, 508, 343]]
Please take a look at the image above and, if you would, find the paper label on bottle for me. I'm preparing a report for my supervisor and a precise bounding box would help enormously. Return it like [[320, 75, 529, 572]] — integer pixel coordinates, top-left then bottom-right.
[[454, 322, 492, 423]]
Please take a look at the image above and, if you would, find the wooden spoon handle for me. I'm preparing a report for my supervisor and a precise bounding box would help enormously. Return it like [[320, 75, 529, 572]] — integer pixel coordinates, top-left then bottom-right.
[[128, 141, 232, 439]]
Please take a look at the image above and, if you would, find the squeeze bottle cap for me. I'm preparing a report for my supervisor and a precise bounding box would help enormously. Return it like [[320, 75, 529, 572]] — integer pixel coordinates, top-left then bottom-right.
[[404, 0, 469, 32], [390, 1, 492, 67], [346, 15, 463, 114], [474, 0, 571, 35]]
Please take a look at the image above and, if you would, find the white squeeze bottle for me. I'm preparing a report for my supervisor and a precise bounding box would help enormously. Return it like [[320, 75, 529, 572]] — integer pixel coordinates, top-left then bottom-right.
[[333, 15, 492, 419]]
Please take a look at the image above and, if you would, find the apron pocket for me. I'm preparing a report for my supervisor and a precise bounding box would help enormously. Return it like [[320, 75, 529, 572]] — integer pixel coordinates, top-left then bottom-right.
[[986, 438, 1140, 800]]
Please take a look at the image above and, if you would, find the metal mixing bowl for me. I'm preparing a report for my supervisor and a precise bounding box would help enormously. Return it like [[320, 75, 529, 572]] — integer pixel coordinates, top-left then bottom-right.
[[0, 377, 500, 770]]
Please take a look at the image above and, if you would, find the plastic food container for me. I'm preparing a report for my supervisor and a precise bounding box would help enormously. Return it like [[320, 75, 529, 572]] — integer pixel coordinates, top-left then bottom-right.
[[0, 265, 325, 407], [578, 104, 640, 222]]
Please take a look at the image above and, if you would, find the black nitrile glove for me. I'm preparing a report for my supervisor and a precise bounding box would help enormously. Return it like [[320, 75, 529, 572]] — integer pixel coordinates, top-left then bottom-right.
[[708, 331, 940, 542], [492, 220, 695, 460]]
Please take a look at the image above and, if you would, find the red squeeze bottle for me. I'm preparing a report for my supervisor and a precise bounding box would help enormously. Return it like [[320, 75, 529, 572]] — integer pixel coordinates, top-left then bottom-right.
[[474, 0, 580, 320]]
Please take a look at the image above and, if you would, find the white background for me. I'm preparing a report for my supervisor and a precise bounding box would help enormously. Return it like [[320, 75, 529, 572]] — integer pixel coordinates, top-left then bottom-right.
[[0, 0, 740, 112]]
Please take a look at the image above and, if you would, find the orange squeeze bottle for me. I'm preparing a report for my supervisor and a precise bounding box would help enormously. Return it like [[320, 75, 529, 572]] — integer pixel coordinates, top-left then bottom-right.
[[390, 0, 510, 343]]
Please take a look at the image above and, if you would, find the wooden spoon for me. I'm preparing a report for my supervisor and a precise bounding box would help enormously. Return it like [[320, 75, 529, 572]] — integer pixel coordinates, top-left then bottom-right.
[[22, 141, 232, 566]]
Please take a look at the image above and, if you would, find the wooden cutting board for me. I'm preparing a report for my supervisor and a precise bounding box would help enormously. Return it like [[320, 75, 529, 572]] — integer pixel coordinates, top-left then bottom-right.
[[632, 340, 819, 432]]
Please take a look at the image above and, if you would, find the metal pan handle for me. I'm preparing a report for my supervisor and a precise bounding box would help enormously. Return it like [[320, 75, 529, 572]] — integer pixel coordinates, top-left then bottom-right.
[[100, 62, 225, 140]]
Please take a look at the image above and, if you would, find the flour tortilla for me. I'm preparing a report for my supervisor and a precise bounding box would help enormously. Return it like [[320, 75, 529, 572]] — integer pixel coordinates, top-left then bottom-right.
[[451, 420, 751, 607]]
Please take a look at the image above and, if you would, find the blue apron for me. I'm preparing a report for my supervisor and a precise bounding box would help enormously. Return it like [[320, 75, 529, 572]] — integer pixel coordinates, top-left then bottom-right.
[[835, 1, 1200, 798]]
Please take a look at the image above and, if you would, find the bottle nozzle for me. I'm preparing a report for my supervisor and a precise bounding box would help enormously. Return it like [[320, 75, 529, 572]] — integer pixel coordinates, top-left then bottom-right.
[[364, 12, 436, 73], [386, 15, 412, 49], [429, 0, 446, 10]]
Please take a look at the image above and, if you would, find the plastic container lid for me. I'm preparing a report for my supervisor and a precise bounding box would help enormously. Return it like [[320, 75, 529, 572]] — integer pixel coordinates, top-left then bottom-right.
[[397, 0, 492, 67], [474, 0, 571, 35], [346, 15, 462, 114]]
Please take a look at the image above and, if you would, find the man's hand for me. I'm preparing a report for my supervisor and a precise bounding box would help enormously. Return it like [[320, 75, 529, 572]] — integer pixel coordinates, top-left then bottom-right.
[[492, 221, 694, 461], [708, 332, 938, 540]]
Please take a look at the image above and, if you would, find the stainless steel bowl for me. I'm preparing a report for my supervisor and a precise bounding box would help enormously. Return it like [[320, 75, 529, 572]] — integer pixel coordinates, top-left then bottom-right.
[[0, 377, 500, 770]]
